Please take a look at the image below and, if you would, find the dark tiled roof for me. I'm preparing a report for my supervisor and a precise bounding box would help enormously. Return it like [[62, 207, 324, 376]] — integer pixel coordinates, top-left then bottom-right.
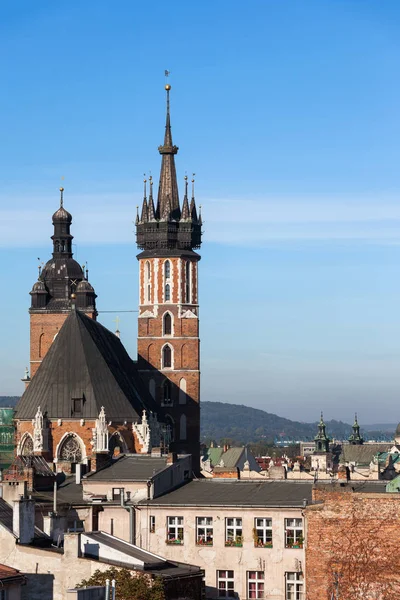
[[340, 444, 392, 466], [13, 456, 55, 477], [85, 532, 166, 566], [141, 480, 313, 507], [33, 476, 85, 505], [85, 455, 169, 482], [15, 310, 159, 421], [84, 532, 203, 578], [0, 499, 13, 532], [314, 481, 388, 494]]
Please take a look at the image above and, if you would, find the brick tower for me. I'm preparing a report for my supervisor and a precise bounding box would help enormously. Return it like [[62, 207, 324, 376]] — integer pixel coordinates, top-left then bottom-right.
[[29, 188, 97, 378], [136, 84, 202, 469]]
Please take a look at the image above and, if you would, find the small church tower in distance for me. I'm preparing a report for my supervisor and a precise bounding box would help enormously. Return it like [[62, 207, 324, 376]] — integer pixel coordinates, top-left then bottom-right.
[[136, 84, 202, 469], [29, 187, 97, 378]]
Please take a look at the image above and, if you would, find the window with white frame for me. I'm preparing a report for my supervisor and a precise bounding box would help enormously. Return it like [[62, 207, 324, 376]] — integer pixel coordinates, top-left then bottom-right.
[[225, 517, 242, 547], [196, 516, 213, 545], [149, 515, 155, 533], [162, 345, 172, 368], [254, 518, 273, 547], [163, 312, 172, 336], [285, 518, 304, 548], [166, 516, 184, 544], [145, 261, 151, 303], [217, 570, 235, 598], [164, 260, 171, 280], [165, 283, 171, 302], [285, 572, 304, 600], [247, 571, 265, 599]]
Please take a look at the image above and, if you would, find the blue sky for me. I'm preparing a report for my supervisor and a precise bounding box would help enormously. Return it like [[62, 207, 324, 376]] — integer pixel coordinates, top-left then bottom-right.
[[1, 0, 400, 424]]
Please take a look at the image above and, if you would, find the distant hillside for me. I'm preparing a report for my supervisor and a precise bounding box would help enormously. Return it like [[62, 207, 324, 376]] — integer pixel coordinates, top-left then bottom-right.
[[200, 401, 388, 444], [0, 397, 19, 408]]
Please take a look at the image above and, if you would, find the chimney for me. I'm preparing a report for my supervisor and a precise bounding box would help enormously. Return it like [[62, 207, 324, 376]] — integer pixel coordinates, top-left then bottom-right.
[[75, 463, 82, 485], [13, 497, 35, 544], [167, 452, 178, 464]]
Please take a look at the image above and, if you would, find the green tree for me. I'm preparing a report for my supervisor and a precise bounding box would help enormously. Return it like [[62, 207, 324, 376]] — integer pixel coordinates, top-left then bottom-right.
[[77, 567, 165, 600]]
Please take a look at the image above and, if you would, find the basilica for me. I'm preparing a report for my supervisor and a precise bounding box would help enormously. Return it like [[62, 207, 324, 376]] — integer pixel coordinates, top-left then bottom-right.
[[14, 84, 202, 473]]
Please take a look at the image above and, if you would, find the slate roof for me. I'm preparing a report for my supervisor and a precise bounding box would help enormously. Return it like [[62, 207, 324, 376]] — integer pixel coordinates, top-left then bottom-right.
[[85, 455, 169, 482], [32, 476, 85, 505], [340, 443, 392, 466], [140, 480, 313, 507], [0, 498, 13, 532], [15, 309, 160, 421], [84, 532, 203, 578]]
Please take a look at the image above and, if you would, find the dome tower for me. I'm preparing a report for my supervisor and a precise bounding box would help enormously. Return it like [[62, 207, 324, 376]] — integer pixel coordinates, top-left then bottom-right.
[[29, 188, 97, 378]]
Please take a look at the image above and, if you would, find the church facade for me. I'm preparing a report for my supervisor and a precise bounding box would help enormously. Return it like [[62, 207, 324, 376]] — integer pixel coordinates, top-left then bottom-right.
[[13, 84, 201, 473]]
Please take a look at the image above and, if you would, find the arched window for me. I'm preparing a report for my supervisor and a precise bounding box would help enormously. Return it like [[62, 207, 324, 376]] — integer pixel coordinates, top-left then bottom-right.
[[180, 414, 187, 441], [163, 379, 172, 405], [165, 283, 171, 302], [58, 434, 83, 463], [149, 378, 156, 400], [179, 378, 187, 405], [39, 333, 45, 358], [164, 260, 171, 280], [21, 434, 33, 457], [185, 261, 191, 303], [162, 344, 172, 368], [163, 312, 172, 336]]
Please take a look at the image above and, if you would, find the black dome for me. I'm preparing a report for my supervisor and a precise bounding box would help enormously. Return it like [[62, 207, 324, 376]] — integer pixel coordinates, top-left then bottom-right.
[[52, 206, 72, 223]]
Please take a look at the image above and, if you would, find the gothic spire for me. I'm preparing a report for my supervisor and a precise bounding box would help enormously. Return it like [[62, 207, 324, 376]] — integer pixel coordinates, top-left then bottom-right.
[[181, 175, 190, 220], [156, 84, 180, 221], [140, 177, 148, 222], [147, 175, 156, 221], [189, 174, 198, 221]]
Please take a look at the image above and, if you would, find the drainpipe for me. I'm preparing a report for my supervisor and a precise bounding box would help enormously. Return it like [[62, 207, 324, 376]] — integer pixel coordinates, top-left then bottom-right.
[[120, 488, 136, 545]]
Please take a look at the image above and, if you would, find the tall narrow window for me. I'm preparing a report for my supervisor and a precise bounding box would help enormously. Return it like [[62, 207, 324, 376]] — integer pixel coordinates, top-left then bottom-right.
[[225, 518, 242, 547], [149, 379, 156, 400], [196, 517, 213, 546], [163, 345, 172, 368], [163, 312, 172, 336], [180, 414, 187, 440], [185, 261, 191, 303], [165, 283, 171, 302], [163, 380, 172, 405], [145, 261, 151, 303], [179, 378, 187, 405], [164, 260, 171, 279]]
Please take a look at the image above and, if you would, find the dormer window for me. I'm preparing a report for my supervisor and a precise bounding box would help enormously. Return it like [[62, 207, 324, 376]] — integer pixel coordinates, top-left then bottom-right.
[[72, 397, 83, 416]]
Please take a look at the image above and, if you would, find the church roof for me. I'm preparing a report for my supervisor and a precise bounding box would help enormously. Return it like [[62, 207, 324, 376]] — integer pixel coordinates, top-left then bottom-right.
[[15, 310, 159, 421]]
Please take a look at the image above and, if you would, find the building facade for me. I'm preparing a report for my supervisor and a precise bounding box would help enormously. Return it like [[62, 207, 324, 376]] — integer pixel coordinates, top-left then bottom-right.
[[136, 84, 202, 468]]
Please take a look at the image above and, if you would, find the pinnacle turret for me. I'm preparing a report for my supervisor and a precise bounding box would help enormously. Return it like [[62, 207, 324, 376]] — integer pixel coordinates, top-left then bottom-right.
[[136, 84, 202, 252]]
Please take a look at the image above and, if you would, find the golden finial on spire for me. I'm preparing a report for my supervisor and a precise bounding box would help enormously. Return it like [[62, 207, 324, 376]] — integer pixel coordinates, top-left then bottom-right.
[[165, 69, 171, 90], [191, 173, 196, 198], [59, 186, 64, 207], [143, 174, 147, 199]]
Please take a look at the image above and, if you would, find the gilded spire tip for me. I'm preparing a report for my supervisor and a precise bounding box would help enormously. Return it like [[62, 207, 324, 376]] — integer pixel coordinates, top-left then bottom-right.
[[59, 186, 64, 208]]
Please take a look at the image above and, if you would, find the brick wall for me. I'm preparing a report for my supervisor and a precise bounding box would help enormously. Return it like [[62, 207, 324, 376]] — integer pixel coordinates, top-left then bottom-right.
[[305, 486, 400, 599], [30, 310, 96, 378]]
